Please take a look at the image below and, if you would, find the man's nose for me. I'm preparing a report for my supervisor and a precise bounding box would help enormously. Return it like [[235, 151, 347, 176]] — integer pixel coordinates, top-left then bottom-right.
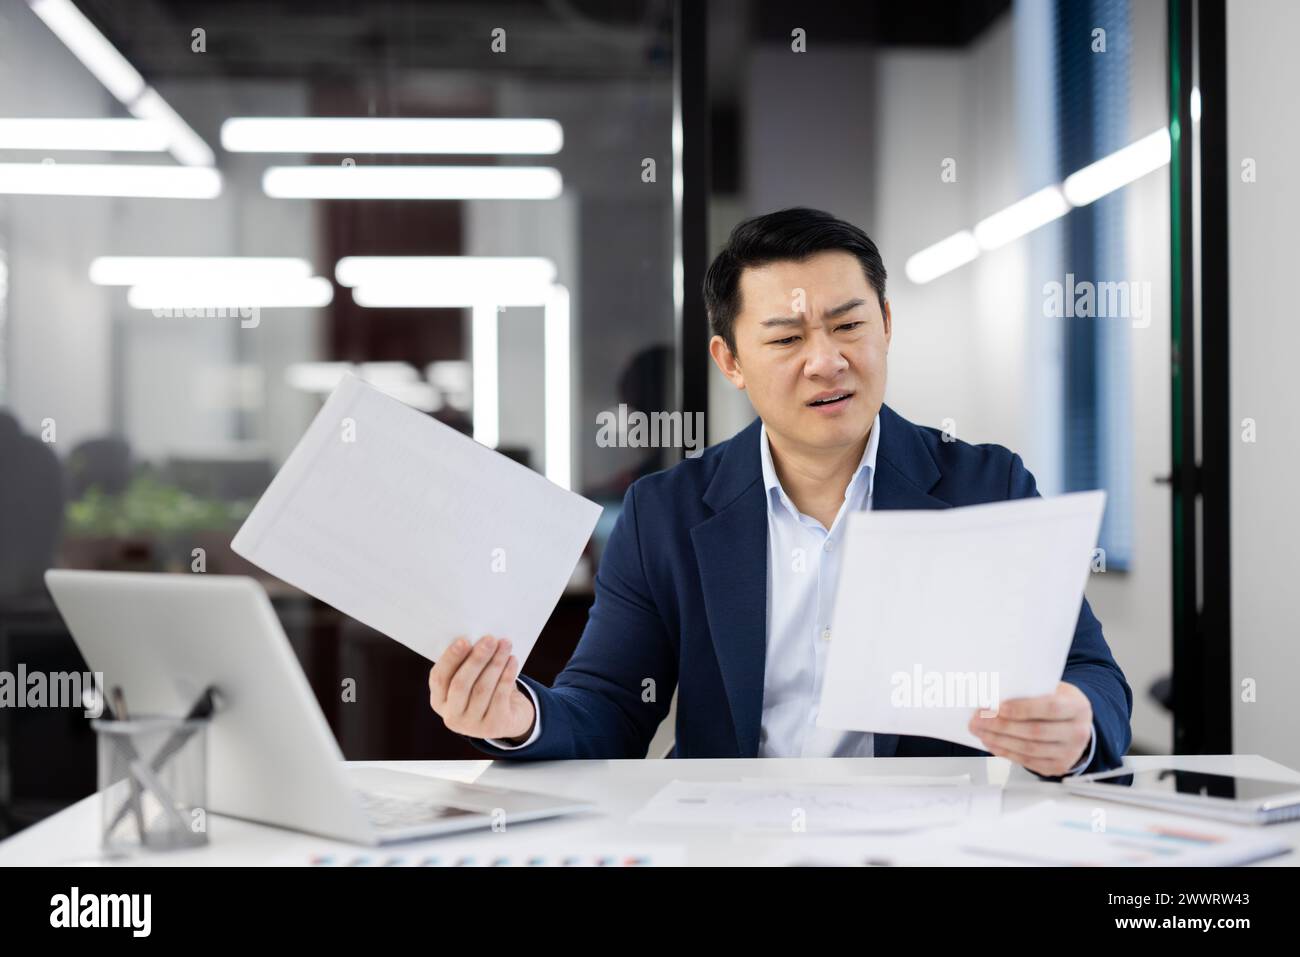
[[803, 327, 849, 378]]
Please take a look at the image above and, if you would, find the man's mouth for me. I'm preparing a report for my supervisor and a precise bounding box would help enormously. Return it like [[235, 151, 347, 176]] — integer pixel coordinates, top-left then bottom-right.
[[807, 391, 854, 408]]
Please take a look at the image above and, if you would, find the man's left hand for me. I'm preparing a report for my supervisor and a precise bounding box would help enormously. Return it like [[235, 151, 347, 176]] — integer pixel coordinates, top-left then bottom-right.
[[968, 681, 1093, 777]]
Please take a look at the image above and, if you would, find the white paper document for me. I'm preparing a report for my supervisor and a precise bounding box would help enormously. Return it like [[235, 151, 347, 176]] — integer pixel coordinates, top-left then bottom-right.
[[628, 779, 1002, 833], [816, 491, 1106, 750], [954, 799, 1292, 866], [232, 374, 602, 664]]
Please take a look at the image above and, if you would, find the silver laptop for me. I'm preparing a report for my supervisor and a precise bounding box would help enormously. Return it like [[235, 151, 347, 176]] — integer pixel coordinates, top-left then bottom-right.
[[45, 570, 594, 845]]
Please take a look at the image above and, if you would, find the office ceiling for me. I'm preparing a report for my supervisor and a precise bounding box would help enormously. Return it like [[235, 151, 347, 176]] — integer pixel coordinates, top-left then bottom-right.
[[71, 0, 1013, 87], [71, 0, 676, 82]]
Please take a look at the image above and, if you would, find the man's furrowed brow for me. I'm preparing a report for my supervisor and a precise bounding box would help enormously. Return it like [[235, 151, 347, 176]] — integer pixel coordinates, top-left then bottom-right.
[[759, 316, 805, 328], [825, 297, 866, 318]]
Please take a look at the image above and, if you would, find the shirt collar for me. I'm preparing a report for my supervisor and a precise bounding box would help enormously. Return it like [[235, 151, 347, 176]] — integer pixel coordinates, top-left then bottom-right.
[[759, 411, 881, 510]]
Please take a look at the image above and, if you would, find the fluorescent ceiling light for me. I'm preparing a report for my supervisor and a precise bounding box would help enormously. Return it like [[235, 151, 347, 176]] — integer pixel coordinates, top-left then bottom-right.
[[128, 88, 215, 167], [973, 186, 1069, 251], [285, 361, 353, 393], [25, 0, 214, 167], [262, 165, 563, 200], [285, 361, 441, 412], [543, 284, 572, 490], [127, 276, 332, 309], [27, 0, 145, 104], [905, 129, 1173, 282], [472, 304, 499, 449], [0, 162, 221, 198], [335, 256, 555, 288], [90, 256, 312, 285], [0, 118, 169, 152], [222, 117, 563, 155], [1062, 128, 1170, 208], [904, 231, 979, 285], [338, 256, 558, 307]]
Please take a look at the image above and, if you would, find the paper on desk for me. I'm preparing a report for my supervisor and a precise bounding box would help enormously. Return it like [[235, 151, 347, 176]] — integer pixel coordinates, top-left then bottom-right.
[[629, 779, 1001, 833], [232, 374, 602, 664], [954, 799, 1292, 866], [816, 491, 1106, 751]]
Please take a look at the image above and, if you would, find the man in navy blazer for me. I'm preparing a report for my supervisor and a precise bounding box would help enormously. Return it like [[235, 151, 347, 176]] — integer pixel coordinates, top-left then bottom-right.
[[429, 207, 1132, 778]]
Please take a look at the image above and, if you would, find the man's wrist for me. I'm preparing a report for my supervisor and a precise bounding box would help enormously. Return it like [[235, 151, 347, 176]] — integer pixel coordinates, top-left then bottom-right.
[[500, 709, 536, 746]]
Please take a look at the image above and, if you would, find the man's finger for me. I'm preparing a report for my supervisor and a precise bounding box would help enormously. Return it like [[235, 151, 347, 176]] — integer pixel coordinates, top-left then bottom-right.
[[993, 694, 1072, 721], [974, 729, 1062, 760], [429, 637, 471, 707], [446, 636, 498, 716], [488, 656, 523, 728], [468, 640, 512, 720], [970, 715, 1072, 743]]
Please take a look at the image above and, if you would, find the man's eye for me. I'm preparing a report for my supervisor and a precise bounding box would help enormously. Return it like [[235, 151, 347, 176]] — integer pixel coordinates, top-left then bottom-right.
[[837, 321, 864, 332], [770, 336, 800, 346]]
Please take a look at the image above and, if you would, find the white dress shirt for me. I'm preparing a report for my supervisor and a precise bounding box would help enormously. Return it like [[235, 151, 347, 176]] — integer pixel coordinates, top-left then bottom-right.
[[489, 412, 1095, 771], [757, 415, 880, 757]]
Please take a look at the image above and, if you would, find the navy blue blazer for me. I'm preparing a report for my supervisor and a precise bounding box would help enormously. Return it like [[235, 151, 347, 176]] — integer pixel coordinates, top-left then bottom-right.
[[467, 404, 1133, 773]]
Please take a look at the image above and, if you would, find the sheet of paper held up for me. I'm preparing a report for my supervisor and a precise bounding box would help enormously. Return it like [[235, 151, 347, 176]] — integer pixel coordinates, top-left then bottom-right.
[[232, 374, 602, 664], [816, 491, 1106, 751]]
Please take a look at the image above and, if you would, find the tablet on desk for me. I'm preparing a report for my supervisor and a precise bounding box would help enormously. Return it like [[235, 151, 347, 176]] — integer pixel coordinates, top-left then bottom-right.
[[1064, 766, 1300, 825]]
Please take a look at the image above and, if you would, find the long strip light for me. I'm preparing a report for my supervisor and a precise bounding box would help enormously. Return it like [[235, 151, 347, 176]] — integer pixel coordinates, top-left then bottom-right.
[[26, 0, 144, 102], [1061, 128, 1171, 208], [126, 276, 333, 309], [471, 304, 500, 449], [906, 127, 1173, 285], [0, 163, 221, 198], [262, 166, 562, 200], [0, 118, 169, 152], [90, 256, 312, 285], [337, 256, 557, 307], [25, 0, 215, 168], [285, 361, 441, 412], [972, 185, 1070, 251], [904, 231, 979, 285], [222, 117, 563, 155]]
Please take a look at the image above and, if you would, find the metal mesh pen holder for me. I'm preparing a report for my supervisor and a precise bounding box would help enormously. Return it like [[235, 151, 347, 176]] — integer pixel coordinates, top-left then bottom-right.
[[93, 715, 210, 853]]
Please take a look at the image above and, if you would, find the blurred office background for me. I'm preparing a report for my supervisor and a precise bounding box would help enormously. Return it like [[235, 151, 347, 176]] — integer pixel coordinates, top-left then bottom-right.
[[0, 0, 1294, 835]]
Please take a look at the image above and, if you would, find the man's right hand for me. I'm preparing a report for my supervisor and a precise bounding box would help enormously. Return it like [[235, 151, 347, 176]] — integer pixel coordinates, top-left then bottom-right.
[[428, 635, 536, 744]]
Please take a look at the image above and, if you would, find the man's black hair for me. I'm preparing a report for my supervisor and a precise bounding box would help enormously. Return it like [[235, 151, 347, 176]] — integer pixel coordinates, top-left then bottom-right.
[[703, 207, 888, 354]]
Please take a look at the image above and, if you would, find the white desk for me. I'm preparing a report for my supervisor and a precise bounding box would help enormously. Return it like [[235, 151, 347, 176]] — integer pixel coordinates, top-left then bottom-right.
[[2, 753, 1297, 866]]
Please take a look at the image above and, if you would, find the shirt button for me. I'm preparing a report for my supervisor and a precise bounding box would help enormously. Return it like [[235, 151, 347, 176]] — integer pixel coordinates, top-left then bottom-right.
[[824, 541, 833, 553], [820, 628, 832, 641]]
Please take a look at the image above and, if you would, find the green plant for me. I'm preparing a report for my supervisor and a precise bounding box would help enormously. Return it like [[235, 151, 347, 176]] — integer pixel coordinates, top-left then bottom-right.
[[65, 475, 253, 539]]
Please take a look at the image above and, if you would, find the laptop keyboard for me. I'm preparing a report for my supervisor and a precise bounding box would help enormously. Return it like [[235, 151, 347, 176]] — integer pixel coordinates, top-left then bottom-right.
[[355, 790, 483, 831]]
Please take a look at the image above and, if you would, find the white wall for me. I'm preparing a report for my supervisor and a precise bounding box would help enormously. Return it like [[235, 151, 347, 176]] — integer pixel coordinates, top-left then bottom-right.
[[1227, 0, 1300, 769]]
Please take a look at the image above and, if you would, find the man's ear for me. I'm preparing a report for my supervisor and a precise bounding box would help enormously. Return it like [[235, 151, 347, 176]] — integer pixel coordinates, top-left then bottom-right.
[[708, 334, 745, 391], [882, 299, 892, 349]]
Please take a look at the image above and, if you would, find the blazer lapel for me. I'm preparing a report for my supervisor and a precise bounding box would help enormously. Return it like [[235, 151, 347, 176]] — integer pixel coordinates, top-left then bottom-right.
[[691, 419, 767, 758]]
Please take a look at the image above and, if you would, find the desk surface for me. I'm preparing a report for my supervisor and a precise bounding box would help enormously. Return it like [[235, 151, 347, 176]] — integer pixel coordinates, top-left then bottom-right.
[[3, 753, 1298, 866]]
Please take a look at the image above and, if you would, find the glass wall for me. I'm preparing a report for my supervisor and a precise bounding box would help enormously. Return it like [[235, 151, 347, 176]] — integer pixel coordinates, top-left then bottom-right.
[[0, 0, 678, 808]]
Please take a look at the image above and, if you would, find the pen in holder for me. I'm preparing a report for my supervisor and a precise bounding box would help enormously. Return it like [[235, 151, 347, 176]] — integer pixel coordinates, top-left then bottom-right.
[[92, 687, 216, 853]]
